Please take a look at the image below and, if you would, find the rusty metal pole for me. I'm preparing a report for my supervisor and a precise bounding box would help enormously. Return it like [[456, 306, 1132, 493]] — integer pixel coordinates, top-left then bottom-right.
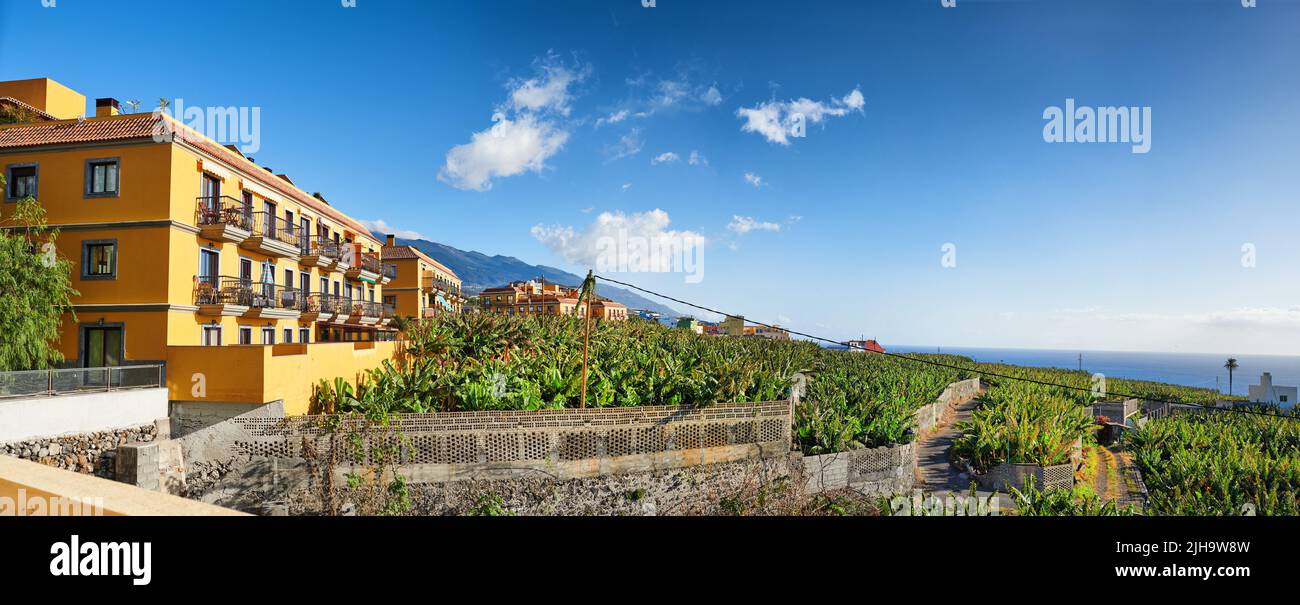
[[580, 271, 593, 409]]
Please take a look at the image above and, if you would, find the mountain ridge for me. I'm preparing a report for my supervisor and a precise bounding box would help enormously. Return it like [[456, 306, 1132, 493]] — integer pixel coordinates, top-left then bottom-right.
[[390, 237, 681, 317]]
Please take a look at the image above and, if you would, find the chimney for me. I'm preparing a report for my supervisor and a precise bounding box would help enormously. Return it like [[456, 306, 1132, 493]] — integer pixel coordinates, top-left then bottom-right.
[[94, 98, 120, 117], [386, 234, 395, 247]]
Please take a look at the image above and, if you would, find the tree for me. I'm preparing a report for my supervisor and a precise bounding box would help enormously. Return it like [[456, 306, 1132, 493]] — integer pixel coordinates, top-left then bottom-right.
[[1224, 357, 1239, 395], [0, 177, 79, 371]]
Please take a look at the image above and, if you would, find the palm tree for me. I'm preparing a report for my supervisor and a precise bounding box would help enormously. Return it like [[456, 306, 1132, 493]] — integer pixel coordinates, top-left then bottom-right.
[[1224, 357, 1240, 395]]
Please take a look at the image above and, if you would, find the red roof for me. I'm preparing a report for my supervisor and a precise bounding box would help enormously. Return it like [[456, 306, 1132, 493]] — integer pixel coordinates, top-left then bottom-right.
[[0, 112, 376, 242]]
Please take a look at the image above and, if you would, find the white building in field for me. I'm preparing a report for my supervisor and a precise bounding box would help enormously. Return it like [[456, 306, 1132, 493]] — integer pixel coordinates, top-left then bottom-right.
[[1248, 373, 1297, 408]]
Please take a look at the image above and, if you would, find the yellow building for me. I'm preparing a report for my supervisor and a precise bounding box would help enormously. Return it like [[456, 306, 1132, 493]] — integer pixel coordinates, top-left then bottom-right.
[[0, 78, 399, 422], [380, 234, 465, 318], [478, 279, 627, 320]]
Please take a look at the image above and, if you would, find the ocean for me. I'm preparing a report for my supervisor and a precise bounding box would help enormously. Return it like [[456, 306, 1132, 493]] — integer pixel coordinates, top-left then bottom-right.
[[885, 346, 1300, 397]]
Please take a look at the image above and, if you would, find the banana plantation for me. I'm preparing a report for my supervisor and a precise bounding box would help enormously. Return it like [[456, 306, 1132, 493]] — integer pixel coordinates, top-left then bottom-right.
[[313, 313, 1300, 515]]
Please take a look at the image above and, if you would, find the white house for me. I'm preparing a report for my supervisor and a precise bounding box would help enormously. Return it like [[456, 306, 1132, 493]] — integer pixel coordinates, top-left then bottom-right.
[[1247, 373, 1297, 408]]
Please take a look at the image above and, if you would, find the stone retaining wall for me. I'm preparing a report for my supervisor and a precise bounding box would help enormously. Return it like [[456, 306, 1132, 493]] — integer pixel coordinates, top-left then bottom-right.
[[800, 442, 915, 496], [1, 424, 158, 480], [973, 461, 1074, 493], [913, 378, 982, 434]]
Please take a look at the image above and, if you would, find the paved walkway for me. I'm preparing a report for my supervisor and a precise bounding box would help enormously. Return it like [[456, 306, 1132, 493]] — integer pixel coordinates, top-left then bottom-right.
[[914, 393, 980, 492], [911, 389, 1014, 512]]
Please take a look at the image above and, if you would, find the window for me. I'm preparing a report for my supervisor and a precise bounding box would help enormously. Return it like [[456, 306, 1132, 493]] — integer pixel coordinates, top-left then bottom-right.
[[283, 328, 293, 343], [238, 326, 253, 345], [202, 325, 222, 346], [1283, 395, 1290, 403], [300, 272, 310, 295], [320, 276, 328, 296], [264, 201, 277, 236], [6, 163, 37, 201], [261, 326, 275, 345], [299, 327, 310, 344], [199, 248, 219, 280], [84, 158, 120, 197], [81, 240, 118, 280]]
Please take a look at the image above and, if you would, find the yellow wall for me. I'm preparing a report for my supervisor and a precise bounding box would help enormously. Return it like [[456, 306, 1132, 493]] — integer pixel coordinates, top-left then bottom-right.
[[166, 340, 398, 415], [3, 83, 395, 416], [0, 78, 86, 119], [0, 140, 173, 224]]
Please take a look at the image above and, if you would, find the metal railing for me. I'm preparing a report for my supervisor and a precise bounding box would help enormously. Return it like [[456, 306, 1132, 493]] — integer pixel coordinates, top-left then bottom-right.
[[302, 236, 342, 260], [196, 196, 253, 231], [350, 300, 383, 318], [193, 276, 303, 311], [423, 276, 462, 297], [358, 252, 382, 274], [307, 293, 350, 315], [382, 264, 397, 279], [251, 211, 301, 247], [0, 365, 164, 399]]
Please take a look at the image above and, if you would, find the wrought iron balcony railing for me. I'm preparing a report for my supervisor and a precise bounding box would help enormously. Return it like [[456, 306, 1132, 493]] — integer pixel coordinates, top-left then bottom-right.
[[301, 235, 342, 259], [251, 211, 301, 247], [195, 196, 253, 230], [358, 252, 382, 274], [193, 276, 303, 311]]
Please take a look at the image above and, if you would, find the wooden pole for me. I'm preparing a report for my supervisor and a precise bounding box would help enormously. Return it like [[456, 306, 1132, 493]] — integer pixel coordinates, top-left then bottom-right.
[[580, 270, 593, 408]]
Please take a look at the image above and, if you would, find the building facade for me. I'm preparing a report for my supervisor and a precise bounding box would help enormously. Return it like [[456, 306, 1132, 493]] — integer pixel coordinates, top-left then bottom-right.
[[1247, 373, 1297, 408], [380, 234, 465, 318], [0, 78, 399, 420], [478, 279, 627, 320]]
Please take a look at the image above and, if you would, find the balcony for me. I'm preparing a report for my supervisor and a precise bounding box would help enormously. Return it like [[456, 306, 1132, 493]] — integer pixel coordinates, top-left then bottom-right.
[[345, 251, 383, 283], [240, 212, 301, 259], [299, 236, 342, 270], [381, 263, 396, 285], [194, 276, 251, 316], [422, 274, 463, 298], [346, 300, 383, 326], [195, 276, 302, 319], [304, 293, 349, 323], [244, 282, 304, 319], [381, 302, 396, 325], [195, 196, 252, 243]]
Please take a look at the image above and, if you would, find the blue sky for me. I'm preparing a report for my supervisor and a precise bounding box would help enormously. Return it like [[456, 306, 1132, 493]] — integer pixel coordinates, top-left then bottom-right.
[[2, 0, 1299, 355]]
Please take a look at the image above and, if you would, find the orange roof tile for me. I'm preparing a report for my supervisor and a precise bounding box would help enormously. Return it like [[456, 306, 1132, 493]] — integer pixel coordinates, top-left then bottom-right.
[[0, 112, 377, 243], [381, 244, 459, 279]]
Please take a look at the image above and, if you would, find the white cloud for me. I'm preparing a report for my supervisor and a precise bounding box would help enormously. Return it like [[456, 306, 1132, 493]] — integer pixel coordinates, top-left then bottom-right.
[[439, 54, 588, 191], [507, 57, 589, 116], [727, 215, 781, 235], [531, 209, 707, 269], [743, 172, 764, 188], [439, 113, 570, 191], [604, 128, 644, 162], [702, 85, 723, 106], [595, 109, 630, 127], [736, 87, 865, 145], [688, 150, 708, 166], [359, 219, 423, 240], [650, 151, 680, 165], [621, 183, 632, 191]]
